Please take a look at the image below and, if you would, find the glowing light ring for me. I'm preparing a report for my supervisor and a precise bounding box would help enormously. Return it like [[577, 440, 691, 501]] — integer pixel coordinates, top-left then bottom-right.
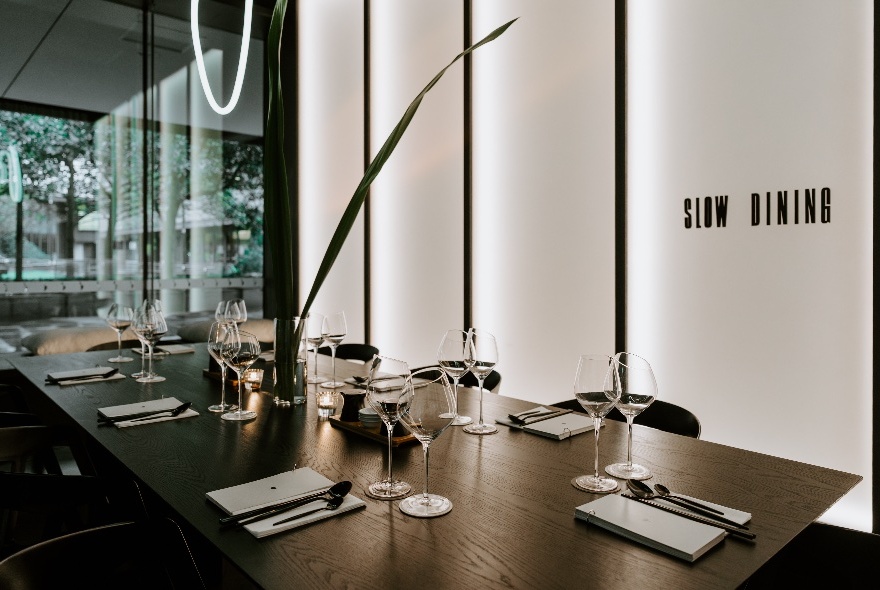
[[0, 146, 23, 204], [190, 0, 253, 115]]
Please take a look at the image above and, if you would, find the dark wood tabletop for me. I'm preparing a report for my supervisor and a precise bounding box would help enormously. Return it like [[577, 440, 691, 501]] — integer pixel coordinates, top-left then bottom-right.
[[10, 348, 861, 590]]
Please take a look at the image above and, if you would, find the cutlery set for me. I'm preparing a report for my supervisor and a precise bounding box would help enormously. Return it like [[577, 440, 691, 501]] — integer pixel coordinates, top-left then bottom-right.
[[219, 480, 353, 530], [97, 401, 192, 425]]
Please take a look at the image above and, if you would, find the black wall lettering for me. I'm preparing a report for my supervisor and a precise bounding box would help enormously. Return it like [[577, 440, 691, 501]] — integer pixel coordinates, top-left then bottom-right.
[[821, 187, 831, 223], [751, 193, 760, 225], [684, 198, 692, 228], [777, 191, 787, 224], [805, 188, 816, 223], [703, 196, 712, 227], [715, 195, 728, 227]]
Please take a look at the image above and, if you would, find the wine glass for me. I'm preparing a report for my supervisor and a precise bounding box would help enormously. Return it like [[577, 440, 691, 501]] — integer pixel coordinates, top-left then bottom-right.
[[220, 330, 260, 421], [207, 321, 239, 413], [214, 300, 228, 321], [437, 329, 472, 426], [365, 355, 412, 500], [462, 329, 498, 435], [224, 299, 247, 325], [105, 303, 134, 363], [604, 352, 658, 480], [572, 354, 621, 493], [320, 311, 347, 389], [398, 367, 456, 517], [131, 304, 168, 383], [132, 299, 162, 378], [305, 312, 325, 384]]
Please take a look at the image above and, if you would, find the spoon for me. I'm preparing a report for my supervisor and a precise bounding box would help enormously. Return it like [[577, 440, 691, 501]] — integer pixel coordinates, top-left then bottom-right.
[[99, 401, 192, 424], [653, 484, 724, 515], [626, 480, 748, 530], [220, 481, 353, 528], [272, 495, 345, 526]]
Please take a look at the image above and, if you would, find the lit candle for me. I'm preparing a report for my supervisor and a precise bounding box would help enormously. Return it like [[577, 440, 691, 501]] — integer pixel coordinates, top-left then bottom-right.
[[244, 368, 264, 392], [316, 390, 339, 417]]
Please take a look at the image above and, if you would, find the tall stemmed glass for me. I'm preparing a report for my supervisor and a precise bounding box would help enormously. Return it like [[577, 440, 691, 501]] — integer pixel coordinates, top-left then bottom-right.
[[572, 354, 621, 493], [320, 311, 347, 389], [305, 312, 325, 384], [214, 300, 228, 321], [132, 299, 161, 378], [462, 329, 498, 435], [220, 331, 260, 421], [437, 329, 472, 426], [398, 368, 456, 517], [132, 304, 167, 383], [365, 355, 412, 500], [207, 321, 239, 413], [605, 352, 658, 480], [105, 303, 134, 363]]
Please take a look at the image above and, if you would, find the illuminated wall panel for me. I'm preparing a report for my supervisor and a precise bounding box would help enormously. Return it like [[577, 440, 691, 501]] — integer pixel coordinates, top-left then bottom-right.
[[627, 0, 872, 530], [473, 1, 616, 401]]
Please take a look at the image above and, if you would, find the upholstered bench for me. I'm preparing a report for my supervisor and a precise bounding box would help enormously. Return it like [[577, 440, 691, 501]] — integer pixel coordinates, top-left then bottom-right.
[[176, 319, 275, 346], [20, 327, 139, 356]]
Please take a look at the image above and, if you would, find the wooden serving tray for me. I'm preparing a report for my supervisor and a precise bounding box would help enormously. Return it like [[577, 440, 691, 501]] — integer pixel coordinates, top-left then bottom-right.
[[328, 416, 418, 446]]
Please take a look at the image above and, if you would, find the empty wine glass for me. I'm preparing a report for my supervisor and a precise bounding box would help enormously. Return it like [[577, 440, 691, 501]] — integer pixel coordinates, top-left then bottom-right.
[[132, 299, 162, 378], [207, 321, 239, 413], [320, 311, 347, 389], [220, 330, 260, 421], [225, 299, 247, 325], [214, 300, 228, 321], [437, 329, 472, 426], [105, 303, 134, 363], [462, 329, 498, 435], [305, 312, 325, 384], [605, 352, 658, 480], [572, 354, 621, 493], [365, 355, 412, 500], [398, 367, 456, 517], [132, 304, 168, 383]]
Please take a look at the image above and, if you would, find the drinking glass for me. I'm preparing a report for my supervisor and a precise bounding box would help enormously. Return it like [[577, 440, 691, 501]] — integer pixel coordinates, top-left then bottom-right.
[[320, 311, 347, 388], [207, 321, 239, 413], [604, 352, 658, 480], [305, 312, 325, 384], [220, 330, 260, 421], [572, 354, 621, 493], [437, 329, 472, 426], [365, 355, 412, 500], [132, 305, 168, 383], [462, 329, 498, 435], [132, 299, 162, 378], [224, 299, 247, 325], [105, 303, 134, 363], [398, 368, 456, 517], [214, 300, 228, 321]]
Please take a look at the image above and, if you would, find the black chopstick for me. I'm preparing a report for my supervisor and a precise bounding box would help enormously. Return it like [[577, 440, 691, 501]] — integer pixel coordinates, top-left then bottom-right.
[[621, 494, 756, 541]]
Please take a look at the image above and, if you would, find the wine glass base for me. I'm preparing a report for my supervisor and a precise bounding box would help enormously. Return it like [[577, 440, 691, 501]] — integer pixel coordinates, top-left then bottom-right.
[[604, 462, 652, 480], [208, 403, 239, 413], [463, 423, 498, 435], [320, 380, 345, 389], [365, 480, 412, 500], [572, 475, 619, 493], [451, 415, 472, 426], [108, 356, 134, 363], [135, 375, 165, 383], [399, 494, 453, 518], [307, 376, 323, 384], [221, 410, 257, 421]]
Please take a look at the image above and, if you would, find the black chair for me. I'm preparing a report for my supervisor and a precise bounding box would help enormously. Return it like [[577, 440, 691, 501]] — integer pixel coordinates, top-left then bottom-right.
[[318, 343, 379, 363], [550, 398, 701, 438], [411, 366, 502, 393], [743, 522, 880, 589], [0, 519, 206, 589]]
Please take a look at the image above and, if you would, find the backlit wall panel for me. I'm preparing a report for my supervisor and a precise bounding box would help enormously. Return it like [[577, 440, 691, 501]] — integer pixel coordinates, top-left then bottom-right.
[[298, 0, 366, 343], [369, 0, 464, 364], [473, 1, 616, 401], [627, 0, 872, 530]]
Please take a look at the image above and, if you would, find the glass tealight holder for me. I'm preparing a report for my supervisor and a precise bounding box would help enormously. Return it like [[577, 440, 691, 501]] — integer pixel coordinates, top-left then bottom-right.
[[244, 368, 264, 392], [316, 390, 339, 418]]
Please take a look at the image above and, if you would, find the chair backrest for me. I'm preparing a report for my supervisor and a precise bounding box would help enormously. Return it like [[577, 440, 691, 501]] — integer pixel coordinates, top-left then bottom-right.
[[410, 367, 502, 393], [318, 343, 379, 363], [550, 398, 701, 438], [0, 425, 59, 473]]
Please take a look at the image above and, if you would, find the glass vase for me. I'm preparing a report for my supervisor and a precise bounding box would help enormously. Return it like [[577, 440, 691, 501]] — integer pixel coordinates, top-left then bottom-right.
[[273, 317, 307, 406]]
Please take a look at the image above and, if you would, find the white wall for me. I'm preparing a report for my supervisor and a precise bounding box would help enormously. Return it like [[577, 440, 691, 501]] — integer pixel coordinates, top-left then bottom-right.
[[627, 0, 873, 530]]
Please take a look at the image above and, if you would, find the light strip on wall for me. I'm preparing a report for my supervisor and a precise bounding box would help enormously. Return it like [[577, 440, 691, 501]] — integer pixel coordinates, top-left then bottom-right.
[[190, 0, 253, 115]]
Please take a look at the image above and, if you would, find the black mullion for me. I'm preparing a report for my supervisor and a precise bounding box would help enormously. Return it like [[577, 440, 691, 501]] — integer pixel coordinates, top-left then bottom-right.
[[463, 0, 473, 330], [141, 0, 150, 301], [615, 0, 627, 353], [363, 0, 372, 342]]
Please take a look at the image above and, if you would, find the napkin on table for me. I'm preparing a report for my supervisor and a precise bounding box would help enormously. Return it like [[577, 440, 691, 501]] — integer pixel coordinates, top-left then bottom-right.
[[97, 397, 198, 428]]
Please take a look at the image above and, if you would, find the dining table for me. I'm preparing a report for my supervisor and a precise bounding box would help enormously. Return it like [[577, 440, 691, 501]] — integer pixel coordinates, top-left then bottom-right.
[[8, 346, 861, 590]]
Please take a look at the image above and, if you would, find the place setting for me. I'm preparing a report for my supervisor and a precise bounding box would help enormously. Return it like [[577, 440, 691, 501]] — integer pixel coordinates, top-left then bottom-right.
[[95, 396, 198, 428]]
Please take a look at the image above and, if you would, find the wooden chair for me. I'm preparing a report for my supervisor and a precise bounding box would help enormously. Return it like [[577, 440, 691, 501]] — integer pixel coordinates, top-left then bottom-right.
[[550, 398, 701, 438], [318, 343, 379, 363]]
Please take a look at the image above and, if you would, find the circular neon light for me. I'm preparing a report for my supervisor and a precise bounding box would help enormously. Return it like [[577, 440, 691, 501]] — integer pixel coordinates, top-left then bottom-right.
[[190, 0, 253, 115]]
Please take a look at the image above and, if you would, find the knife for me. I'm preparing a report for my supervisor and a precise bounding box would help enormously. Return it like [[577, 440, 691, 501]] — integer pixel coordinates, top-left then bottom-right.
[[621, 494, 756, 540], [98, 401, 192, 424]]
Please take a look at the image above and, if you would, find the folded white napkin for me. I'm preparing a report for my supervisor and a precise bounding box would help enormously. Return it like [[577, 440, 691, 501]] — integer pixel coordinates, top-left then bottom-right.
[[97, 397, 198, 428], [57, 373, 126, 386]]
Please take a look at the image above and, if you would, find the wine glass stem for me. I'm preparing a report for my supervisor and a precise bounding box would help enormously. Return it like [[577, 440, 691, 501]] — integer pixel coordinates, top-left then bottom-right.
[[385, 425, 394, 483], [452, 376, 460, 414], [139, 344, 146, 375], [236, 372, 244, 413], [220, 364, 228, 405], [626, 417, 634, 468], [593, 417, 602, 478], [477, 378, 485, 426], [146, 344, 154, 376], [313, 347, 319, 379], [116, 331, 122, 357], [331, 346, 337, 384], [422, 443, 430, 500]]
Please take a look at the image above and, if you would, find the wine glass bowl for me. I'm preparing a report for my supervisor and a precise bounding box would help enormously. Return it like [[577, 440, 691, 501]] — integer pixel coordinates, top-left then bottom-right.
[[220, 331, 260, 421], [572, 354, 621, 493], [224, 299, 247, 325], [132, 304, 168, 383], [365, 355, 412, 500], [462, 329, 498, 435], [207, 321, 239, 413], [105, 303, 134, 363], [320, 311, 347, 389], [604, 352, 658, 480], [305, 312, 325, 384], [437, 329, 472, 426], [398, 368, 456, 517]]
